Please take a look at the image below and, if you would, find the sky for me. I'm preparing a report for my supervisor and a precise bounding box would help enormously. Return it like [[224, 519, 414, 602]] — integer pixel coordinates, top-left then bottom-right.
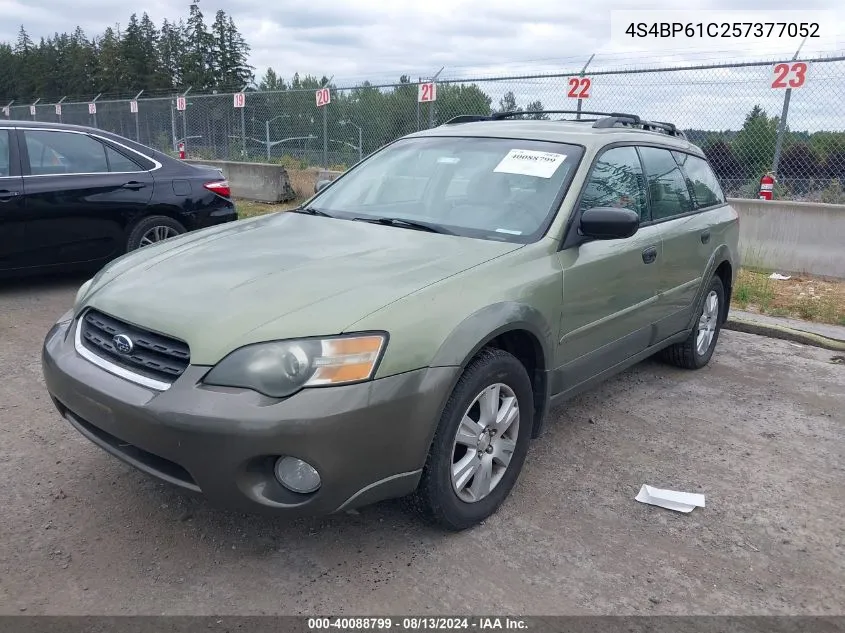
[[1, 0, 844, 130]]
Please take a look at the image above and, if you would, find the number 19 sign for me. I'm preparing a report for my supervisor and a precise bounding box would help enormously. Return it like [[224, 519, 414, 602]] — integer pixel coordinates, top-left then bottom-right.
[[234, 92, 246, 108], [316, 87, 331, 107], [418, 82, 437, 103]]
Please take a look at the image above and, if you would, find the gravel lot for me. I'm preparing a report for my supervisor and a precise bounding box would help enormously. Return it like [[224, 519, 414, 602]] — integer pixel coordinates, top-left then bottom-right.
[[1, 273, 843, 616]]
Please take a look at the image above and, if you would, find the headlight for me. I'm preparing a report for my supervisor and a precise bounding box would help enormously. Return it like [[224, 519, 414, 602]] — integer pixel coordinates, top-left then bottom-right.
[[202, 334, 387, 398]]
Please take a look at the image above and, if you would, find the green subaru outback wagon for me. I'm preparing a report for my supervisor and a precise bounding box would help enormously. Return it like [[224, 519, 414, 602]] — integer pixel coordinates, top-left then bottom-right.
[[42, 110, 738, 531]]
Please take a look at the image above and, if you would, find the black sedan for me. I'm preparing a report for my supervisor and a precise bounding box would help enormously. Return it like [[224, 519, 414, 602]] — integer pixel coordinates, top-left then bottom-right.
[[0, 120, 237, 277]]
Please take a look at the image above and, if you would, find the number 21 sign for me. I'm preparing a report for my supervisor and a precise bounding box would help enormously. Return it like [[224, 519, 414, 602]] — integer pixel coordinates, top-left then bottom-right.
[[418, 82, 437, 103], [771, 62, 808, 89], [567, 77, 591, 99]]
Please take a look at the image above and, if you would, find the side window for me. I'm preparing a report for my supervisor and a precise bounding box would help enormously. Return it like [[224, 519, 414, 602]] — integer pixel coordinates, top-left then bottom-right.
[[638, 146, 694, 221], [105, 145, 142, 172], [675, 152, 725, 208], [578, 146, 648, 221], [0, 130, 9, 177], [24, 130, 109, 175]]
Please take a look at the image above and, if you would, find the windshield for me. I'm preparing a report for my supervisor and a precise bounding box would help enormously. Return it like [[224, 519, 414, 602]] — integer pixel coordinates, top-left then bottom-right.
[[310, 136, 584, 242]]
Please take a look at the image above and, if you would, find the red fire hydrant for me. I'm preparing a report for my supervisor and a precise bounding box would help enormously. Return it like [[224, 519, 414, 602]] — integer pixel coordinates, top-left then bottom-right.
[[178, 141, 186, 160], [759, 172, 775, 200]]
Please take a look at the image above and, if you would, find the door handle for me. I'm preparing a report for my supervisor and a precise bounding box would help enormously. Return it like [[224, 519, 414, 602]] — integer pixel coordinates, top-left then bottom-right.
[[701, 229, 711, 244], [121, 181, 146, 190], [642, 246, 658, 264], [0, 190, 21, 202]]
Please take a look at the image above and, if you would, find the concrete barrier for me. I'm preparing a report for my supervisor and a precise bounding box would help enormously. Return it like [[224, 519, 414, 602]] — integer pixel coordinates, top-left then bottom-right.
[[729, 198, 845, 279], [185, 159, 296, 203]]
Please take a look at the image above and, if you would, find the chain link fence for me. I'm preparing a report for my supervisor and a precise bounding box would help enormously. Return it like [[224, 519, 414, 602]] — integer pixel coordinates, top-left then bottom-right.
[[4, 53, 844, 201]]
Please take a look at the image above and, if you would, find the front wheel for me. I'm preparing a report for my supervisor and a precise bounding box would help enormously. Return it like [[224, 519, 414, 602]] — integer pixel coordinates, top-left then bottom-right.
[[408, 348, 534, 531], [662, 275, 725, 369]]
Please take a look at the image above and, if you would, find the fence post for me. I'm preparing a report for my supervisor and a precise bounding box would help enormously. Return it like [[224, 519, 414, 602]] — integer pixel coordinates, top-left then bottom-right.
[[30, 98, 41, 121], [429, 67, 444, 129], [91, 93, 101, 128], [772, 37, 807, 177], [181, 87, 191, 156], [320, 76, 333, 168], [576, 54, 595, 121], [56, 96, 66, 123], [133, 90, 144, 141]]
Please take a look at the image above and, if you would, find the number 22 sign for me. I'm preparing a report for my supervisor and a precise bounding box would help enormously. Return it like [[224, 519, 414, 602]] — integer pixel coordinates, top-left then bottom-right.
[[771, 62, 808, 89], [567, 76, 591, 99]]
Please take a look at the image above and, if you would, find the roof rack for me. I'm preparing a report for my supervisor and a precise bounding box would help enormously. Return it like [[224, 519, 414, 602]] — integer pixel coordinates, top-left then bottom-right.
[[442, 110, 686, 139]]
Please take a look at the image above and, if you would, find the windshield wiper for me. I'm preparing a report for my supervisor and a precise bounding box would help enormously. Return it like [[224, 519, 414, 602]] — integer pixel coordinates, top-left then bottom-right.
[[351, 216, 454, 235], [292, 205, 335, 218]]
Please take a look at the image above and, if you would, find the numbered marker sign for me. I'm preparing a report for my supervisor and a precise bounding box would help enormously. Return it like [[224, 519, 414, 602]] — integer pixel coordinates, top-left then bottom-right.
[[418, 82, 437, 103], [233, 92, 246, 108], [771, 62, 808, 89], [130, 100, 138, 114], [567, 76, 592, 99], [55, 104, 62, 116], [88, 102, 97, 115], [30, 105, 36, 116], [176, 96, 187, 111], [315, 87, 331, 108]]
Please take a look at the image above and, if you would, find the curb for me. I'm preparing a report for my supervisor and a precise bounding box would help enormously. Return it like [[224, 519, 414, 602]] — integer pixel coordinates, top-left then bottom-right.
[[724, 317, 845, 352]]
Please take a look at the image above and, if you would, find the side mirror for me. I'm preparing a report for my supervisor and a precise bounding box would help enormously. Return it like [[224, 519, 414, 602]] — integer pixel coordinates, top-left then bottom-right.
[[314, 179, 332, 194], [579, 207, 640, 240]]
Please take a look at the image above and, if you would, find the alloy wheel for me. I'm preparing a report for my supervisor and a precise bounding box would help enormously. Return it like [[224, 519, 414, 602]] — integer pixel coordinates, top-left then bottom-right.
[[696, 290, 719, 356], [450, 383, 520, 503]]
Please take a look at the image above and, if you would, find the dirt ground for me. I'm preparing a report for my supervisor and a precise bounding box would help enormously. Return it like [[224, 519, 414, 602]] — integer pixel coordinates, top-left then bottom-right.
[[1, 274, 843, 616]]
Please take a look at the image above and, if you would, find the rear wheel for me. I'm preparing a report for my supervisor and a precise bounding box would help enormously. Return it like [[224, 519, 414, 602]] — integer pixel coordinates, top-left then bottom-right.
[[408, 348, 533, 531], [662, 275, 725, 369], [126, 215, 186, 251]]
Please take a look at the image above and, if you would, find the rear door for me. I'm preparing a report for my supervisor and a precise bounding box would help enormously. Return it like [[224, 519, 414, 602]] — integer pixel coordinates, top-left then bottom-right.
[[0, 127, 26, 272], [556, 145, 664, 389], [19, 128, 154, 267], [638, 146, 725, 340]]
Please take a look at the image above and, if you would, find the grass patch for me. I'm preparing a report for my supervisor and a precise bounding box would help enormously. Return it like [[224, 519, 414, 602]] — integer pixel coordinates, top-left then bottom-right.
[[732, 269, 845, 325], [234, 199, 301, 219]]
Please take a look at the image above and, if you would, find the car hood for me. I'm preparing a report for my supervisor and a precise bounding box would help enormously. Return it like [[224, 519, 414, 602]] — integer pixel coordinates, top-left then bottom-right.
[[80, 212, 520, 365]]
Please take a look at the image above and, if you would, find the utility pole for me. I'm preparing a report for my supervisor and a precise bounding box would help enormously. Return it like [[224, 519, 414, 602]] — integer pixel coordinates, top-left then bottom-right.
[[576, 54, 595, 121], [772, 37, 808, 178]]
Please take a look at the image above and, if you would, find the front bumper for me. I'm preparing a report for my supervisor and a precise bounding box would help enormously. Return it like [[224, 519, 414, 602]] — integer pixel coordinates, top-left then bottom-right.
[[42, 318, 459, 516]]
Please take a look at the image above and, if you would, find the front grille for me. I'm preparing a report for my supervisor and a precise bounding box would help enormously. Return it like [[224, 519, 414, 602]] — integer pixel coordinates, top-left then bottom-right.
[[79, 309, 190, 384]]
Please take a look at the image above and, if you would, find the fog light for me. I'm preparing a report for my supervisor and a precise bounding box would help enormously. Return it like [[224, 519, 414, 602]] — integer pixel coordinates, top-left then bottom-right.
[[274, 456, 321, 493]]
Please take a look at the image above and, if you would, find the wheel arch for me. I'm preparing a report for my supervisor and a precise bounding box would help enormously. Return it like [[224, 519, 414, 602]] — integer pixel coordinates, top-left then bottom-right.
[[430, 302, 554, 439], [688, 246, 734, 330]]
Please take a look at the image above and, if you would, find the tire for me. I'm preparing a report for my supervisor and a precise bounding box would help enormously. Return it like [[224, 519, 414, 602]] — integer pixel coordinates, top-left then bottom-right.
[[126, 215, 186, 251], [408, 348, 534, 531], [661, 275, 725, 370]]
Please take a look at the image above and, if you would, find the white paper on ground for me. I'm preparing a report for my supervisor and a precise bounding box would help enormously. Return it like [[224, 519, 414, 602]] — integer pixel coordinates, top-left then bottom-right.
[[635, 484, 705, 513], [769, 273, 792, 280], [493, 149, 567, 178]]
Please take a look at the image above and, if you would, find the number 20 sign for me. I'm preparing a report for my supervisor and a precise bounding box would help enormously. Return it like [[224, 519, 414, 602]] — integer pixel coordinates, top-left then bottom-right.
[[771, 62, 808, 89], [567, 76, 591, 99], [315, 87, 331, 107]]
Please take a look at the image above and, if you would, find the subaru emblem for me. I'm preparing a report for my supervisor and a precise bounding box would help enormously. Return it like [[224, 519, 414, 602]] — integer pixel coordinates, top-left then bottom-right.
[[113, 334, 134, 354]]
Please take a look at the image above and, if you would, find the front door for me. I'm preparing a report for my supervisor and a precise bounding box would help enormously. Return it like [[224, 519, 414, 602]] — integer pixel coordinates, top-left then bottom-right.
[[0, 127, 26, 272], [555, 145, 663, 392], [19, 128, 154, 268]]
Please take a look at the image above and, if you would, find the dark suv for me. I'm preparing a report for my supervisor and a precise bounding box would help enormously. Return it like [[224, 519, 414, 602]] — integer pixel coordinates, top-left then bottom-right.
[[0, 120, 237, 277]]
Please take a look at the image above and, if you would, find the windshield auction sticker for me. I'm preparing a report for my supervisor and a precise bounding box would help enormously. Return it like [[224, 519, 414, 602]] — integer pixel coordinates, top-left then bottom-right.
[[494, 150, 567, 179]]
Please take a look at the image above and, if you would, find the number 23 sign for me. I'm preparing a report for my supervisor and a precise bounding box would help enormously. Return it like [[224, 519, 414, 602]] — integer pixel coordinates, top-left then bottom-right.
[[771, 62, 808, 89], [567, 77, 591, 99]]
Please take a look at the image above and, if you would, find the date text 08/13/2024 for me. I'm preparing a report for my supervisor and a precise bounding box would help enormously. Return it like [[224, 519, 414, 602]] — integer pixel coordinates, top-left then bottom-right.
[[307, 618, 529, 631]]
